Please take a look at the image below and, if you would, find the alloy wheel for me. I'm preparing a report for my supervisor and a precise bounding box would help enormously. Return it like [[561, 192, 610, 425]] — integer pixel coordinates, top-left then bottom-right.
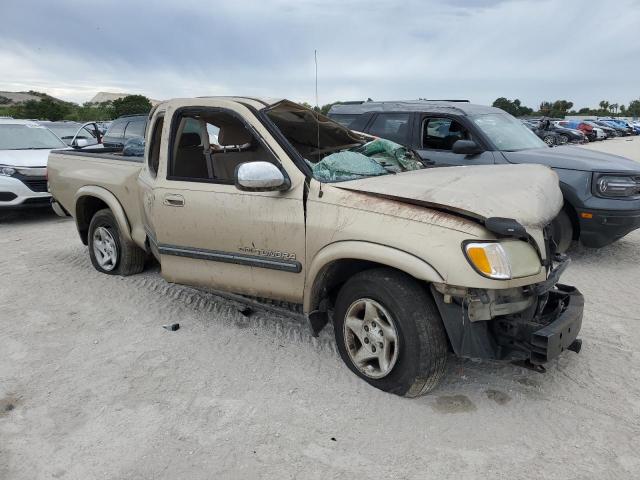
[[92, 226, 118, 271], [343, 298, 400, 379]]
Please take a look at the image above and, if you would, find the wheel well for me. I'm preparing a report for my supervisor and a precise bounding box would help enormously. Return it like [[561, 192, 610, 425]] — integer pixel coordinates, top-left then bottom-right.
[[309, 259, 420, 314], [76, 196, 109, 245], [562, 201, 580, 240]]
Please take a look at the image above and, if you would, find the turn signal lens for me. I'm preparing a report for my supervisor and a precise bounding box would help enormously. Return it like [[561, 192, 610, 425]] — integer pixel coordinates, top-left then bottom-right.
[[464, 242, 512, 279]]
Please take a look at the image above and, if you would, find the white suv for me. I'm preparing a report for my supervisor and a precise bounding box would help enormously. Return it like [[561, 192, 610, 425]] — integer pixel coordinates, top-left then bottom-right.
[[0, 119, 67, 209]]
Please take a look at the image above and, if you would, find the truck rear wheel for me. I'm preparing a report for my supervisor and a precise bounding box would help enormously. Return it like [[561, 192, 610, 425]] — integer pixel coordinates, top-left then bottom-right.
[[88, 209, 146, 276], [334, 268, 448, 397]]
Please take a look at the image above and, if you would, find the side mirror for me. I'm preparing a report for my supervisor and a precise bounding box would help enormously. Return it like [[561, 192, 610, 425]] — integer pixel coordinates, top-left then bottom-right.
[[74, 138, 88, 148], [452, 139, 482, 155], [235, 161, 290, 192]]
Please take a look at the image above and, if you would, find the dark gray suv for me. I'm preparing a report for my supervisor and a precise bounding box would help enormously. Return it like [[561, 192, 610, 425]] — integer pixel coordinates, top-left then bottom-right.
[[102, 114, 147, 149], [329, 101, 640, 251]]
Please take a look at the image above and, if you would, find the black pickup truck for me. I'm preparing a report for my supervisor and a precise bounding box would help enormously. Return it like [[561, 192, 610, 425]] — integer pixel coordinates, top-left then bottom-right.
[[329, 101, 640, 251]]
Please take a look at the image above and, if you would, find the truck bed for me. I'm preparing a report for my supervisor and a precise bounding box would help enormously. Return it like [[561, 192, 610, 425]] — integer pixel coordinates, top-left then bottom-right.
[[47, 148, 147, 246]]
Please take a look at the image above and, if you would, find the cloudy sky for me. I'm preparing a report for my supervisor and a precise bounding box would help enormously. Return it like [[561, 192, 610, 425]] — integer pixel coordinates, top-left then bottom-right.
[[1, 0, 639, 109]]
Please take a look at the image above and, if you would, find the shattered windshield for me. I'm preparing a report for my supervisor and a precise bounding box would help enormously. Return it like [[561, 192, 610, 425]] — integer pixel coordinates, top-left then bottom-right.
[[264, 101, 424, 182]]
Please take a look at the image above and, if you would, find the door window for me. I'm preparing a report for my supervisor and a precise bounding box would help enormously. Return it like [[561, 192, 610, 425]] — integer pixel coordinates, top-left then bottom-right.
[[106, 121, 125, 138], [329, 114, 359, 128], [422, 117, 470, 150], [368, 113, 411, 144], [168, 110, 277, 183], [124, 119, 146, 139]]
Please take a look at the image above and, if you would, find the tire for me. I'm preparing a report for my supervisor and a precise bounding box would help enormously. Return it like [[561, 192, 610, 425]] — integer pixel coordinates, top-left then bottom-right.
[[88, 208, 146, 275], [543, 135, 556, 146], [558, 135, 569, 144], [550, 209, 574, 253], [334, 268, 448, 397]]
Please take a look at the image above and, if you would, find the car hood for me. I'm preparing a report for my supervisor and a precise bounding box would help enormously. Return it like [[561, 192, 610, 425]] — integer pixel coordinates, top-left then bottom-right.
[[334, 163, 563, 228], [501, 145, 640, 172], [0, 149, 54, 167]]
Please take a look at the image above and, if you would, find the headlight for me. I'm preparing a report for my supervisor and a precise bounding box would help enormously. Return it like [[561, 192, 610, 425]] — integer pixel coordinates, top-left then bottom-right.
[[594, 174, 640, 198], [463, 240, 542, 280], [464, 242, 512, 279], [0, 166, 16, 176]]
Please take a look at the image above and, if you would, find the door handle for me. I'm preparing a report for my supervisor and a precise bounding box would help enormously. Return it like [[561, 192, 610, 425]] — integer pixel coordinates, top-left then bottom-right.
[[163, 193, 185, 207]]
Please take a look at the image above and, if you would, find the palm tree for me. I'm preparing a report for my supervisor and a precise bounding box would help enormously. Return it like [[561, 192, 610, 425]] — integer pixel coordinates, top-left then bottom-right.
[[599, 100, 610, 114]]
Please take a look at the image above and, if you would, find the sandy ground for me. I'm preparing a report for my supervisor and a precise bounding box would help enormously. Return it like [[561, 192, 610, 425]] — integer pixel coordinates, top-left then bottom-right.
[[1, 144, 640, 479], [579, 134, 640, 161]]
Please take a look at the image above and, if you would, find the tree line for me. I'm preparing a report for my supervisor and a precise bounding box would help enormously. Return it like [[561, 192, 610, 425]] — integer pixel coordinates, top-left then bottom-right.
[[491, 97, 640, 118], [0, 92, 153, 121], [2, 90, 638, 122]]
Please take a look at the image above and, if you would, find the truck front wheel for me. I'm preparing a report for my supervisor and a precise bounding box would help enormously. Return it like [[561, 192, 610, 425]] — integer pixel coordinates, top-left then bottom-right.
[[550, 209, 574, 253], [334, 268, 448, 397], [88, 209, 146, 276]]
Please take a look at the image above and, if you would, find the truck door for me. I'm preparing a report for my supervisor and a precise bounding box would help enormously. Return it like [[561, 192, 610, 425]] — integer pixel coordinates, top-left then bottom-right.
[[146, 102, 306, 303], [415, 116, 496, 167]]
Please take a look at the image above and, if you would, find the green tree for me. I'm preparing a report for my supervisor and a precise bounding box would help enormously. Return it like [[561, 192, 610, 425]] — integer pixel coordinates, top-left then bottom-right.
[[539, 101, 552, 117], [627, 99, 640, 117], [538, 100, 573, 118], [491, 97, 533, 116], [598, 100, 610, 115], [112, 95, 152, 117], [19, 98, 69, 121], [492, 97, 519, 116]]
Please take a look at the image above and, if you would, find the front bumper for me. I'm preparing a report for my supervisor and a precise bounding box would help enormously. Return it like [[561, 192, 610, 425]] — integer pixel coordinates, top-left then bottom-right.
[[528, 285, 583, 363], [432, 261, 584, 364], [578, 208, 640, 248], [0, 173, 51, 209]]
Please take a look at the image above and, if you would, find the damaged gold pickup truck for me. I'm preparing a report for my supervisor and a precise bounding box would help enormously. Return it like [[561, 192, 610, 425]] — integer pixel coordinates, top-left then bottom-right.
[[48, 97, 584, 397]]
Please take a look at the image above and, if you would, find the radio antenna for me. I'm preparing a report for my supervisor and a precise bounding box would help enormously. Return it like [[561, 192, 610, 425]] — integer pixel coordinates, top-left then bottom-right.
[[315, 49, 320, 162]]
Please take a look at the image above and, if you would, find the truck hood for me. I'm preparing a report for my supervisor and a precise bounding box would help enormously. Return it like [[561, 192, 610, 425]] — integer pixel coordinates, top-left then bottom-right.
[[0, 149, 53, 167], [501, 145, 640, 172], [335, 163, 563, 228]]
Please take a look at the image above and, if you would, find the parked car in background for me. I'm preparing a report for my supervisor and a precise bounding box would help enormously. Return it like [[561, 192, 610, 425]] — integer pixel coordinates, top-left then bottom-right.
[[583, 120, 617, 138], [329, 100, 640, 251], [38, 121, 103, 147], [537, 120, 587, 144], [0, 119, 67, 209], [102, 114, 147, 148], [599, 119, 633, 136], [592, 120, 624, 136], [523, 121, 564, 145], [557, 120, 597, 142], [605, 119, 640, 135]]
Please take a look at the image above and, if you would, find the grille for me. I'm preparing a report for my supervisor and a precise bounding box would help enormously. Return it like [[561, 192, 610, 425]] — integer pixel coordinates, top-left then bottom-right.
[[0, 192, 18, 201], [22, 178, 48, 192]]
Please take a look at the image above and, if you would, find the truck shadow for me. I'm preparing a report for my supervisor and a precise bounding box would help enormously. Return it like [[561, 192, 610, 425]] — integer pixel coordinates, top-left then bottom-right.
[[0, 208, 65, 226]]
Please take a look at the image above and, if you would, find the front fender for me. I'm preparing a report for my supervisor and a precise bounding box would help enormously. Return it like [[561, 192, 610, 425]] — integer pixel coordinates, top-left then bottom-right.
[[74, 185, 133, 243], [303, 240, 444, 313]]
